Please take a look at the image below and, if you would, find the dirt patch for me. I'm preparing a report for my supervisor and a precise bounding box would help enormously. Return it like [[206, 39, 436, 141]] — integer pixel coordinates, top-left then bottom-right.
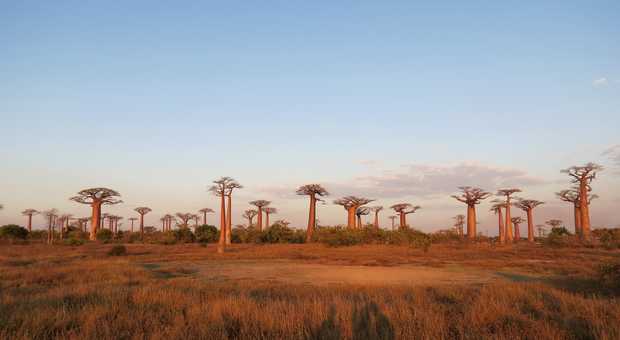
[[192, 260, 503, 286]]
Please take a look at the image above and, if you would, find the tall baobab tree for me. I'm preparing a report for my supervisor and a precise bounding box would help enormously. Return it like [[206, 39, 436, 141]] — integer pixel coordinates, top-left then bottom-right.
[[263, 207, 277, 229], [545, 219, 563, 229], [296, 184, 329, 242], [59, 214, 73, 239], [128, 217, 138, 233], [134, 207, 152, 238], [250, 200, 271, 231], [390, 203, 421, 230], [163, 214, 175, 231], [453, 214, 465, 237], [78, 217, 89, 232], [369, 206, 383, 230], [513, 199, 544, 242], [192, 214, 200, 229], [355, 206, 370, 228], [496, 189, 522, 242], [511, 217, 525, 241], [225, 180, 243, 245], [22, 209, 39, 232], [556, 189, 598, 237], [388, 215, 397, 230], [199, 208, 214, 225], [561, 163, 603, 241], [175, 213, 193, 228], [490, 200, 506, 243], [334, 196, 374, 229], [242, 209, 258, 227], [210, 177, 234, 254], [42, 209, 58, 244], [451, 187, 491, 239], [70, 188, 122, 240]]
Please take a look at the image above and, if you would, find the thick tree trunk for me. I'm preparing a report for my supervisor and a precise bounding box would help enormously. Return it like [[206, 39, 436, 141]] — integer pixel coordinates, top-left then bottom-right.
[[257, 207, 263, 231], [356, 215, 362, 228], [505, 199, 513, 242], [347, 207, 356, 229], [514, 222, 520, 241], [90, 202, 102, 241], [527, 209, 534, 242], [140, 214, 145, 239], [306, 196, 316, 242], [498, 208, 505, 243], [579, 182, 591, 241], [391, 219, 395, 230], [226, 195, 232, 245], [467, 205, 476, 239], [399, 212, 407, 230], [265, 213, 270, 229], [374, 212, 379, 230], [203, 211, 207, 225], [574, 204, 582, 236], [27, 215, 32, 232], [217, 194, 226, 254], [47, 216, 53, 244]]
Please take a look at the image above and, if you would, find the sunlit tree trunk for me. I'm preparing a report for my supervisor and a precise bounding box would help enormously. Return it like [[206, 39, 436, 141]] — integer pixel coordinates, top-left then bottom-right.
[[347, 207, 356, 229], [306, 196, 316, 242], [257, 207, 263, 231], [579, 182, 591, 241], [374, 212, 379, 230], [498, 208, 505, 243], [27, 215, 33, 232], [574, 205, 581, 236], [218, 194, 226, 254], [514, 222, 520, 240], [526, 209, 534, 242], [505, 201, 513, 242], [90, 202, 102, 241], [466, 205, 476, 239], [226, 195, 232, 244]]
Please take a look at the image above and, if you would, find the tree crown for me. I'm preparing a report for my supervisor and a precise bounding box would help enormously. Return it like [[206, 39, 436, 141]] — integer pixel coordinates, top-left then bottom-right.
[[451, 186, 491, 205], [70, 188, 122, 205], [296, 184, 329, 197], [250, 200, 271, 208], [334, 196, 374, 208], [135, 207, 152, 215]]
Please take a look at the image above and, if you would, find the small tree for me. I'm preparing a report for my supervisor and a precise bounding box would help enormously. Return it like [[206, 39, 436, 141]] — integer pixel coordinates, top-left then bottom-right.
[[452, 187, 491, 239], [199, 208, 214, 225], [209, 177, 235, 254], [390, 203, 421, 230], [175, 213, 193, 228], [490, 200, 506, 243], [369, 206, 383, 230], [511, 217, 525, 241], [556, 189, 598, 237], [134, 207, 152, 239], [21, 209, 39, 232], [249, 200, 271, 231], [70, 188, 122, 240], [42, 209, 58, 244], [296, 184, 329, 242], [128, 217, 138, 233], [388, 216, 397, 230], [334, 196, 374, 229], [263, 207, 277, 229], [355, 206, 370, 228], [561, 163, 603, 241], [242, 209, 258, 227], [496, 189, 522, 242], [513, 199, 544, 242], [452, 214, 465, 237], [545, 219, 563, 229]]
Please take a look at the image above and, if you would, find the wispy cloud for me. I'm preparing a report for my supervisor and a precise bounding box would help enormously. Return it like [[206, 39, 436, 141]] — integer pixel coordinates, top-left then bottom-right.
[[602, 145, 620, 171], [593, 77, 609, 87]]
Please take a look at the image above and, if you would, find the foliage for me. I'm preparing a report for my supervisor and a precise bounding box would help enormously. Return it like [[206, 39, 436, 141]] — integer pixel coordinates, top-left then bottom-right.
[[593, 228, 620, 249], [549, 227, 571, 237], [598, 261, 620, 292], [232, 226, 263, 244], [107, 245, 127, 256], [173, 227, 196, 243], [260, 224, 305, 244], [96, 229, 114, 242], [28, 230, 47, 240], [313, 227, 431, 250], [66, 229, 89, 240], [63, 238, 85, 246], [0, 225, 29, 240], [195, 224, 218, 243]]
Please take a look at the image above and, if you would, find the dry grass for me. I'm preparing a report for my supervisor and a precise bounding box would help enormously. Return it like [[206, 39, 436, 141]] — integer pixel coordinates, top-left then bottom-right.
[[1, 242, 619, 339]]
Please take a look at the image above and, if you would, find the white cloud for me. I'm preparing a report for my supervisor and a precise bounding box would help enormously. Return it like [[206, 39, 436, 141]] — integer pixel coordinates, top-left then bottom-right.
[[593, 77, 609, 87]]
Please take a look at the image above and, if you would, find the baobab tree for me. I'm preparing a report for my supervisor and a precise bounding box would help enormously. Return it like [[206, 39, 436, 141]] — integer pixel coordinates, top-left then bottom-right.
[[128, 217, 138, 232], [369, 206, 383, 230], [536, 224, 546, 237], [70, 188, 122, 240], [453, 214, 465, 237], [250, 200, 271, 231], [210, 177, 235, 254], [163, 214, 175, 231], [334, 196, 374, 229], [225, 180, 243, 245], [21, 209, 39, 232], [175, 213, 193, 228], [296, 184, 329, 242], [192, 214, 200, 228], [546, 219, 563, 230], [561, 163, 603, 241], [511, 217, 525, 241], [556, 189, 598, 237], [59, 214, 72, 239], [78, 217, 89, 232], [199, 208, 214, 225], [490, 200, 506, 243], [134, 207, 152, 238], [390, 203, 421, 230], [513, 199, 544, 242], [355, 206, 370, 228], [242, 209, 258, 227], [263, 207, 277, 229], [496, 188, 522, 242], [388, 215, 397, 230], [42, 209, 58, 244], [451, 187, 491, 239]]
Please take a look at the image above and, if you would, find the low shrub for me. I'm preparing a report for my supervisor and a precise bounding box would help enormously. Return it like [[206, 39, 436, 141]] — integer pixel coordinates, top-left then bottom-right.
[[96, 229, 114, 242], [0, 224, 29, 240], [28, 230, 47, 240], [598, 261, 620, 292], [63, 238, 85, 246], [232, 226, 263, 244], [107, 245, 127, 256], [593, 228, 620, 249], [195, 225, 218, 243], [174, 227, 195, 243]]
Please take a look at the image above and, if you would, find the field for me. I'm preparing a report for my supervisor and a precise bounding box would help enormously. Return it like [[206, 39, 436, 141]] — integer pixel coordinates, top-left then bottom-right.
[[1, 242, 619, 339]]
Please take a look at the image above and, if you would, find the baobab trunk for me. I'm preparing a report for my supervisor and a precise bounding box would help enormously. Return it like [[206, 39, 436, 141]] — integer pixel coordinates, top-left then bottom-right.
[[505, 203, 513, 242], [140, 214, 145, 239], [27, 215, 33, 232], [399, 213, 406, 229], [265, 213, 270, 229], [90, 202, 102, 241], [466, 205, 476, 239], [357, 215, 362, 228], [498, 209, 505, 243], [527, 209, 534, 242], [226, 195, 232, 245], [203, 211, 208, 225], [217, 194, 226, 254], [47, 215, 53, 244], [574, 205, 582, 236], [374, 212, 379, 230], [257, 208, 263, 231], [579, 182, 591, 241], [306, 196, 316, 242], [514, 222, 520, 240], [347, 207, 356, 229]]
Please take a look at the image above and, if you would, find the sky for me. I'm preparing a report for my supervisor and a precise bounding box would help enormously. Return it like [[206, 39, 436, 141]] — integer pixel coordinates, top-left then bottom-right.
[[1, 1, 619, 234]]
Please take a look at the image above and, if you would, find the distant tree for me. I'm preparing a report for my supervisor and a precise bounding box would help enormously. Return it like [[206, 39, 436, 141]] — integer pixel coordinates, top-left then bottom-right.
[[355, 206, 370, 228], [70, 188, 122, 240], [296, 184, 329, 242], [334, 196, 374, 229], [496, 189, 522, 242], [113, 216, 123, 234], [490, 200, 506, 243], [21, 209, 39, 232], [369, 206, 383, 230], [209, 177, 235, 254], [556, 188, 599, 237], [453, 214, 465, 237], [175, 213, 193, 228], [545, 219, 563, 229], [134, 207, 152, 238], [388, 215, 398, 230], [249, 200, 271, 231], [191, 214, 200, 228], [42, 209, 58, 244], [78, 217, 90, 232], [390, 203, 421, 230], [242, 209, 258, 227], [513, 199, 544, 242], [561, 163, 603, 241], [536, 224, 546, 238], [451, 187, 491, 239], [128, 217, 138, 233], [263, 207, 277, 229], [511, 216, 525, 241], [199, 208, 214, 225], [225, 180, 243, 245], [59, 214, 73, 239]]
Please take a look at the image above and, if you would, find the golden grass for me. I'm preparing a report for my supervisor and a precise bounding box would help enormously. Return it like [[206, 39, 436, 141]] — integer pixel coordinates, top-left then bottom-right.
[[1, 242, 619, 339]]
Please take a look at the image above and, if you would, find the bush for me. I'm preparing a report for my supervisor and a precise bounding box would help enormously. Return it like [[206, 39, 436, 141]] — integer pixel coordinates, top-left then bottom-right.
[[261, 224, 295, 243], [174, 227, 195, 243], [195, 224, 218, 243], [549, 227, 571, 237], [107, 245, 127, 256], [63, 238, 85, 246], [66, 229, 89, 240], [0, 224, 29, 240], [316, 227, 364, 247], [593, 228, 620, 249], [232, 226, 263, 244], [598, 261, 620, 292], [96, 229, 114, 242], [28, 230, 47, 240]]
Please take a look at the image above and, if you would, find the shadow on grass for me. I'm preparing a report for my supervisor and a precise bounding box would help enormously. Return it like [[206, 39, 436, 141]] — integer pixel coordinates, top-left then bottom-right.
[[308, 302, 394, 340], [496, 271, 619, 297]]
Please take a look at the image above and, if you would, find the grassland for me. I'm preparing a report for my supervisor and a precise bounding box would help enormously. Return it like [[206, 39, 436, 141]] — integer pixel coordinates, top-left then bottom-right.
[[1, 242, 619, 339]]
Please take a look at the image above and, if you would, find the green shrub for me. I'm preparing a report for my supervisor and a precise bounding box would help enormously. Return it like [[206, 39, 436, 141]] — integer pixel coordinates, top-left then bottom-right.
[[316, 227, 364, 247], [63, 238, 85, 246], [96, 229, 114, 242], [174, 227, 195, 243], [28, 230, 47, 240], [598, 261, 620, 292], [261, 224, 296, 243], [154, 231, 177, 245], [107, 245, 127, 256], [0, 224, 29, 240], [232, 226, 263, 244], [195, 224, 218, 243], [549, 227, 571, 237], [593, 228, 620, 249], [66, 229, 89, 240]]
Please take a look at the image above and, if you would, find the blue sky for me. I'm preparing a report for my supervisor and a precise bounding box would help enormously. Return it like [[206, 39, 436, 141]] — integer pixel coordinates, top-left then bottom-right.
[[1, 1, 619, 232]]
